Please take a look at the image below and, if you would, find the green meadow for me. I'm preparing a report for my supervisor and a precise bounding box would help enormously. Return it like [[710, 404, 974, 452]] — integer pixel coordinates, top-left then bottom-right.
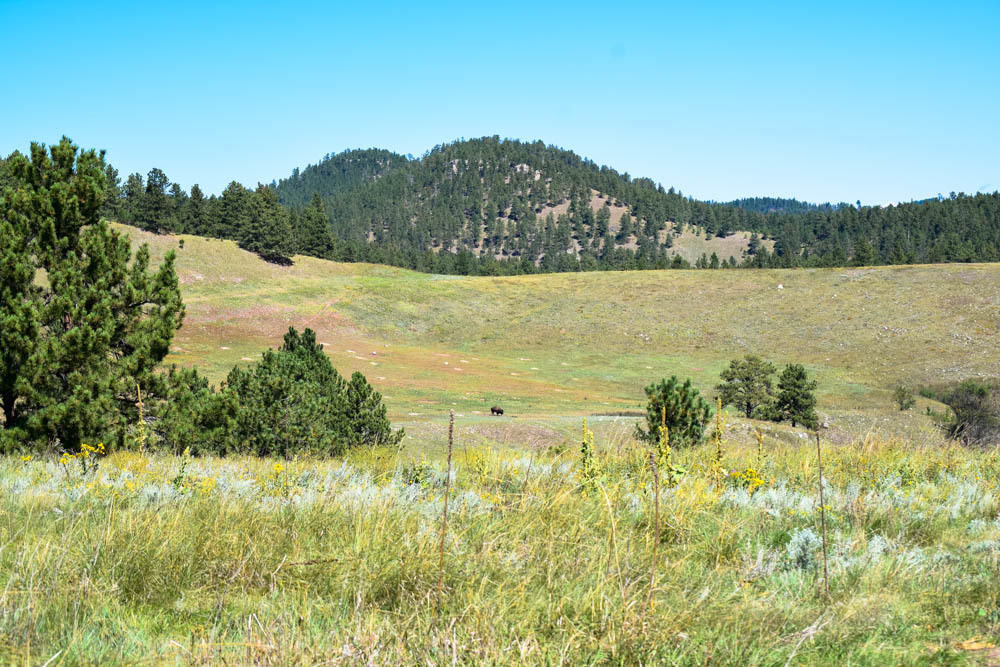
[[133, 224, 999, 447], [2, 225, 1000, 663]]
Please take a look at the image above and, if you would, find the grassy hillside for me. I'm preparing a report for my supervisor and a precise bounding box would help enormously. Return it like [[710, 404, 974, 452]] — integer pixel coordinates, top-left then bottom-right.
[[124, 224, 1000, 449]]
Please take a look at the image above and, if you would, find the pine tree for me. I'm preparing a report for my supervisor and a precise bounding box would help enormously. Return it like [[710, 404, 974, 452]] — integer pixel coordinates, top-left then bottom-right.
[[185, 184, 208, 235], [223, 327, 401, 456], [100, 163, 123, 221], [636, 376, 713, 447], [122, 172, 144, 224], [215, 181, 251, 238], [0, 137, 184, 451], [345, 371, 403, 447], [137, 167, 171, 232], [239, 185, 294, 264], [716, 355, 777, 418], [775, 364, 818, 428], [0, 186, 38, 442], [297, 192, 335, 258], [852, 236, 875, 266]]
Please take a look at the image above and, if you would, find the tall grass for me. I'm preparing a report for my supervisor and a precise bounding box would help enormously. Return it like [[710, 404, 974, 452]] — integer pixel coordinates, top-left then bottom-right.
[[1, 431, 999, 663]]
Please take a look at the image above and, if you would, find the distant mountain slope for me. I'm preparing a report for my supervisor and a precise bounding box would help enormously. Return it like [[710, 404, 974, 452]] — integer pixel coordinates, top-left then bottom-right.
[[272, 137, 1000, 270], [273, 137, 761, 270]]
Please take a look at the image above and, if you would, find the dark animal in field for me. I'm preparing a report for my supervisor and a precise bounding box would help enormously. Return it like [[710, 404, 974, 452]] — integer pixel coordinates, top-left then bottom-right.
[[491, 406, 504, 416]]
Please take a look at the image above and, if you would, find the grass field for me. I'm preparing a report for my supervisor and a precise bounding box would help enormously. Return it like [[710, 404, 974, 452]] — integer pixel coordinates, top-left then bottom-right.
[[3, 432, 1000, 663], [123, 224, 1000, 451], [3, 225, 999, 663]]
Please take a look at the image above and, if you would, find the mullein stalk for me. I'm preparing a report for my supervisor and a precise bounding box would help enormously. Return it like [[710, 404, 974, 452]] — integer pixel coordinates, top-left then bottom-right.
[[436, 410, 454, 617], [755, 427, 764, 469], [815, 430, 830, 599], [647, 451, 661, 613], [711, 396, 725, 486]]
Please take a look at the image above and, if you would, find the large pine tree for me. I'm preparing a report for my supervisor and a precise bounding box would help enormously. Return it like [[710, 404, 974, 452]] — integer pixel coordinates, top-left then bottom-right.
[[239, 185, 294, 264], [0, 137, 184, 452], [296, 192, 335, 258]]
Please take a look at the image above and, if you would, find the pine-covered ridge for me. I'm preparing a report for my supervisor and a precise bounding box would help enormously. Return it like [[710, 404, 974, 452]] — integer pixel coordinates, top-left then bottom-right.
[[5, 137, 998, 274], [271, 137, 1000, 270]]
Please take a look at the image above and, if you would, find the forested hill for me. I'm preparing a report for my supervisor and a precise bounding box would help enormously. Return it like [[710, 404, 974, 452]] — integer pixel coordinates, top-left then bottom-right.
[[274, 137, 730, 271], [5, 137, 999, 274], [269, 137, 1000, 270]]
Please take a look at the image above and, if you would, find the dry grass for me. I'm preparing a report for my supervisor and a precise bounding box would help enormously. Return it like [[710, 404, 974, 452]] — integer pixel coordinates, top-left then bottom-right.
[[2, 430, 999, 663], [121, 224, 1000, 437]]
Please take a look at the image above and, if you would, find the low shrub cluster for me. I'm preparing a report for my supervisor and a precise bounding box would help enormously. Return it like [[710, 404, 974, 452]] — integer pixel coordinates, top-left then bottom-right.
[[639, 357, 820, 451], [943, 379, 1000, 447]]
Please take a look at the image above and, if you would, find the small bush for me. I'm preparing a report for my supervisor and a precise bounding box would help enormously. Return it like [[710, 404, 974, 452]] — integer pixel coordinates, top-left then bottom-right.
[[943, 379, 1000, 447], [893, 385, 916, 411]]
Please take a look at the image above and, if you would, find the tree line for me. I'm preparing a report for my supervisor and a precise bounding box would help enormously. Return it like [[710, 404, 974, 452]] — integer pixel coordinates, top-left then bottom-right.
[[6, 136, 997, 275]]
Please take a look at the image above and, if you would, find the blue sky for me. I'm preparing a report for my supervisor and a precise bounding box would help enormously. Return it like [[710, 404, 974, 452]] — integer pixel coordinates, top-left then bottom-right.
[[2, 0, 997, 204]]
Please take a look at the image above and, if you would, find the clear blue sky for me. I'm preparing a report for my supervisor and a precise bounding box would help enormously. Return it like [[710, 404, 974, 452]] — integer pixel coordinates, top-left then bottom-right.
[[2, 0, 997, 204]]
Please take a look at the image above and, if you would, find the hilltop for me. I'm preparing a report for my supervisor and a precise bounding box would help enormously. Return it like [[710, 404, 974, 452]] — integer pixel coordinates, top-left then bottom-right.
[[267, 137, 1000, 271]]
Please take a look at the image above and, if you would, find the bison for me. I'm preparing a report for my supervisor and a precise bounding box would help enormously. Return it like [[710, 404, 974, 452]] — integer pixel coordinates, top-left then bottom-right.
[[490, 406, 504, 416]]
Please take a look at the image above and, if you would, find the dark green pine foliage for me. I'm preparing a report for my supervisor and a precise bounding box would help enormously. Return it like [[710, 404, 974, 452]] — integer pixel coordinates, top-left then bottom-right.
[[239, 185, 294, 264], [121, 172, 143, 224], [345, 371, 403, 448], [0, 155, 14, 191], [716, 355, 778, 418], [156, 366, 233, 455], [0, 180, 39, 440], [636, 376, 713, 447], [852, 236, 876, 266], [184, 184, 210, 235], [296, 193, 335, 258], [0, 137, 184, 452], [137, 167, 172, 232], [775, 364, 819, 429], [99, 163, 123, 221], [223, 327, 402, 457], [215, 181, 251, 239]]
